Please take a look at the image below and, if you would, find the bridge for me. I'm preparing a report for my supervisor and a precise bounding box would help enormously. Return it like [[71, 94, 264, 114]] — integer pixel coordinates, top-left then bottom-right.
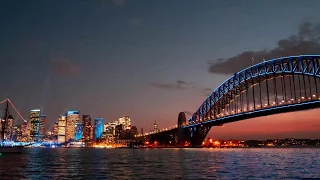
[[136, 55, 320, 147]]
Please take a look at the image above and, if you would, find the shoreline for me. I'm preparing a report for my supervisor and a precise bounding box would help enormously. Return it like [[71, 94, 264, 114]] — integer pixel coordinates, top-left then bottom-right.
[[119, 145, 320, 149]]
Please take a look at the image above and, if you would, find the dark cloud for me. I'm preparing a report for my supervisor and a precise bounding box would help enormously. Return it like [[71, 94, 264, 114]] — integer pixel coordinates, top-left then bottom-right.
[[183, 111, 193, 116], [51, 59, 79, 77], [209, 22, 320, 74], [149, 80, 192, 90], [176, 80, 188, 85], [202, 88, 213, 96]]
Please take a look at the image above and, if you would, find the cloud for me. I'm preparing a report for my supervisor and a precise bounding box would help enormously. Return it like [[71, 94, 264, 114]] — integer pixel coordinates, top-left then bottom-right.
[[130, 18, 142, 27], [202, 88, 213, 96], [51, 59, 79, 77], [111, 0, 126, 6], [208, 22, 320, 74], [183, 111, 194, 116], [149, 80, 193, 90]]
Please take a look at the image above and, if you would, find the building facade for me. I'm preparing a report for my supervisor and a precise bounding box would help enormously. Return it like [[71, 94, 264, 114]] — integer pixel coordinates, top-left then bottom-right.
[[40, 115, 46, 140], [118, 115, 131, 130], [82, 115, 91, 141], [65, 110, 80, 142], [94, 118, 104, 140], [29, 109, 41, 142], [74, 124, 82, 141], [57, 115, 66, 143], [153, 121, 159, 133], [53, 122, 59, 142], [90, 126, 94, 140]]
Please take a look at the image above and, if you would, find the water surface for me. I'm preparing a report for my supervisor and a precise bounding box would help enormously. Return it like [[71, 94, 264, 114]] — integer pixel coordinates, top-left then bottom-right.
[[0, 148, 319, 179]]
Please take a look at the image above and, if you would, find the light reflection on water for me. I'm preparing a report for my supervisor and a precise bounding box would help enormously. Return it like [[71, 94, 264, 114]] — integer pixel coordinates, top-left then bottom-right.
[[0, 148, 319, 179]]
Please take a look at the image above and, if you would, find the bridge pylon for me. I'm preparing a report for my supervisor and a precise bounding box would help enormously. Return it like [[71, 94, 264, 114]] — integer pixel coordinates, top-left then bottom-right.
[[177, 112, 186, 146], [188, 125, 211, 147]]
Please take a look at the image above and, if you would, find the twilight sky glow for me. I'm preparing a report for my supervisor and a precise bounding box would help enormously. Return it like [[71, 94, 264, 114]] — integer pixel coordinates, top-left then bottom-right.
[[1, 0, 320, 140]]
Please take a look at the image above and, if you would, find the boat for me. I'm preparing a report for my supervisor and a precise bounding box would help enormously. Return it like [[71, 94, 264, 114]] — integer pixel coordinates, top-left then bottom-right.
[[0, 99, 24, 153]]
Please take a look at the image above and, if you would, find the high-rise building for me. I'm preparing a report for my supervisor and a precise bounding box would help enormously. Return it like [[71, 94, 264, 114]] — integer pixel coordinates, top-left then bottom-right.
[[82, 115, 91, 141], [29, 109, 41, 142], [58, 115, 66, 143], [141, 128, 143, 135], [40, 115, 46, 140], [74, 124, 82, 141], [118, 115, 131, 130], [90, 126, 94, 140], [94, 118, 104, 139], [20, 122, 28, 142], [53, 122, 59, 141], [153, 121, 159, 133], [65, 110, 80, 142]]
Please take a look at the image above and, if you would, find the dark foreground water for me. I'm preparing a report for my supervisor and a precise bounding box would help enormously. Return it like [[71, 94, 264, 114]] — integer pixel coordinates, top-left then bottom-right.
[[0, 148, 320, 179]]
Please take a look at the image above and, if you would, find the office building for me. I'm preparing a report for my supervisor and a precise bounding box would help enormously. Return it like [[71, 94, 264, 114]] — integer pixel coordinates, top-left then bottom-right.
[[29, 109, 41, 142], [153, 121, 159, 133], [19, 122, 28, 142], [40, 115, 46, 140], [65, 110, 80, 142], [118, 115, 131, 130], [53, 122, 59, 141], [94, 118, 104, 139], [90, 126, 94, 140], [82, 115, 91, 141], [58, 115, 66, 143], [74, 124, 82, 141]]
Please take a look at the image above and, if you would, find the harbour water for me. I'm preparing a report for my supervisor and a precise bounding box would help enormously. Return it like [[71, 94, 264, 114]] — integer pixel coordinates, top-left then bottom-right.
[[0, 148, 319, 179]]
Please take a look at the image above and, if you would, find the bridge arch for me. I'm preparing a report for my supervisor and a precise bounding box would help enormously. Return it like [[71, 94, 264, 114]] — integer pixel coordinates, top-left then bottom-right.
[[188, 55, 320, 125]]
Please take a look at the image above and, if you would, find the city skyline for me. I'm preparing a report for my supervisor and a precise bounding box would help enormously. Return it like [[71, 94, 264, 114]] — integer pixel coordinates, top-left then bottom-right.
[[1, 0, 320, 140]]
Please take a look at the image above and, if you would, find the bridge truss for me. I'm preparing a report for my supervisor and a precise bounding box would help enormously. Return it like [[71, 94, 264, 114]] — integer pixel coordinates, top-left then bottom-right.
[[185, 55, 320, 145]]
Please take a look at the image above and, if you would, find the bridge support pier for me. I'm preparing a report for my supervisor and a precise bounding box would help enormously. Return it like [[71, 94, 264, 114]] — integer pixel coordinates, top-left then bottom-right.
[[188, 125, 211, 147], [177, 112, 187, 146]]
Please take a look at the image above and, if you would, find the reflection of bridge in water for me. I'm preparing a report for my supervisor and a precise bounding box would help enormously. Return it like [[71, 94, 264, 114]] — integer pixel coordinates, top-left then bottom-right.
[[136, 55, 320, 147]]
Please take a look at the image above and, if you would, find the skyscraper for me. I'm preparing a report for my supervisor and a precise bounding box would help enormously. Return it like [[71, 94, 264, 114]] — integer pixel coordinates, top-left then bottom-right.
[[58, 115, 66, 143], [40, 115, 46, 141], [74, 124, 82, 141], [90, 126, 94, 140], [29, 109, 41, 142], [94, 118, 104, 139], [53, 122, 59, 141], [82, 115, 91, 141], [153, 121, 159, 133], [118, 115, 131, 130], [65, 110, 80, 142]]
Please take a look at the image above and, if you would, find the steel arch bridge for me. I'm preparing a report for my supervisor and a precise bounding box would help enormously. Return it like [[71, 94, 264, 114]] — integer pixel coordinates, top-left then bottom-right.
[[180, 55, 320, 146]]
